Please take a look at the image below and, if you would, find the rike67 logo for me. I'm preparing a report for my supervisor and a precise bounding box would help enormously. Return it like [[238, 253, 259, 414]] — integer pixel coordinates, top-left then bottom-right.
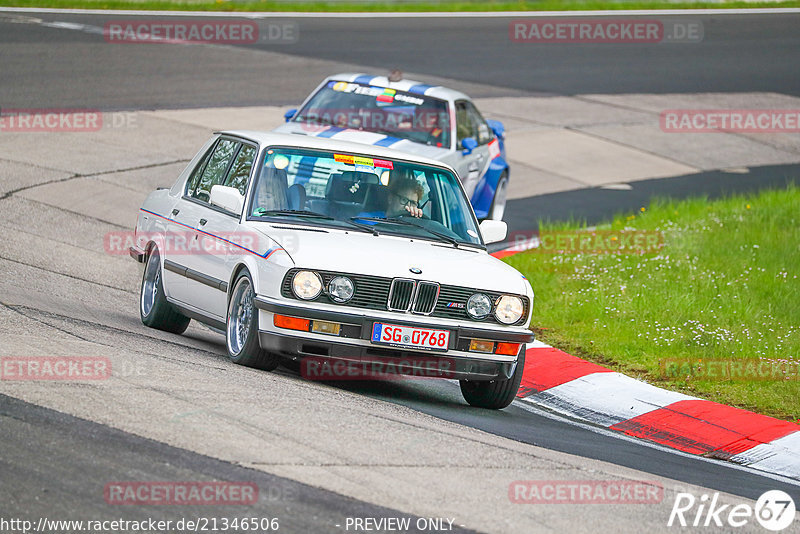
[[668, 490, 796, 531]]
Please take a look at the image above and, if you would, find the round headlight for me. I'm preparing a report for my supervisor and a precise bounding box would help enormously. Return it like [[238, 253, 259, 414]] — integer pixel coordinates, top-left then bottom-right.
[[328, 276, 354, 303], [494, 295, 524, 325], [466, 293, 492, 320], [292, 270, 322, 300]]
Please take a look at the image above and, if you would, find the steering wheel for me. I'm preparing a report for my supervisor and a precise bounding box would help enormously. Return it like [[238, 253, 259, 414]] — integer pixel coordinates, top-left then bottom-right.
[[397, 211, 430, 221]]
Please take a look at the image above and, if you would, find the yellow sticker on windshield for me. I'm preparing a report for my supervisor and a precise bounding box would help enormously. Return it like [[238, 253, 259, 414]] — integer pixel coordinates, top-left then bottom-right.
[[334, 154, 394, 170], [353, 156, 375, 166]]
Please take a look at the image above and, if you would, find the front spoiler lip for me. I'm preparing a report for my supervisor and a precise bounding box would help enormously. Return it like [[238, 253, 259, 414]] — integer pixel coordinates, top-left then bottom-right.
[[257, 330, 517, 381], [253, 295, 536, 344]]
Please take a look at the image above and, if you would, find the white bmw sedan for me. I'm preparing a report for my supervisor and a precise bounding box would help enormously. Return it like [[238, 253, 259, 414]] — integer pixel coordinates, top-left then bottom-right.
[[131, 131, 534, 409]]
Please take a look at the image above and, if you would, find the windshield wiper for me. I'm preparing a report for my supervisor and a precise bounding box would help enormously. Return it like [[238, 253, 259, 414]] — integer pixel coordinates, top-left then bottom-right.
[[351, 216, 463, 248], [260, 210, 379, 236], [260, 209, 334, 219]]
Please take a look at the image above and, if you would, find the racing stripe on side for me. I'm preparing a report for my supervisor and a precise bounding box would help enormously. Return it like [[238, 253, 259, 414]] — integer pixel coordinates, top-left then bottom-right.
[[139, 208, 283, 260]]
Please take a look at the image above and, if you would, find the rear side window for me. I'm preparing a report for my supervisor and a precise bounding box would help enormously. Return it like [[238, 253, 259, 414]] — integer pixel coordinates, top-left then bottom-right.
[[225, 144, 257, 196], [187, 138, 239, 202]]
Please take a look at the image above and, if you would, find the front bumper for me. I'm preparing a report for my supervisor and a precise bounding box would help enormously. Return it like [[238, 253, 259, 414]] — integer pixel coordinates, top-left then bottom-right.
[[254, 295, 535, 381]]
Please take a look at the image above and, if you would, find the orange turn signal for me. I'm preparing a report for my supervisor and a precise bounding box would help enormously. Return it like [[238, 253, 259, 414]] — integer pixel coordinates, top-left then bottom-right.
[[495, 342, 521, 356], [273, 314, 310, 332], [469, 339, 495, 353]]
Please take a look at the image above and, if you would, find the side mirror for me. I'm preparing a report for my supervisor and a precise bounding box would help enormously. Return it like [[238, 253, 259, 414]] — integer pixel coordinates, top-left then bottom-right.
[[486, 119, 505, 140], [479, 219, 507, 245], [461, 137, 478, 155], [284, 108, 297, 122], [210, 185, 244, 215]]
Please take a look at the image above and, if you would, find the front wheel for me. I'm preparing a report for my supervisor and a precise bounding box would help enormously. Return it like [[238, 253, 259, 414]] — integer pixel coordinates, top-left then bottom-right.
[[487, 171, 508, 221], [140, 246, 190, 334], [226, 270, 280, 371], [460, 345, 525, 409]]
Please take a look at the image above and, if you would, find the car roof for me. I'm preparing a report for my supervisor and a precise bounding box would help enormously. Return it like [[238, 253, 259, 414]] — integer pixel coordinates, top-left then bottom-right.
[[217, 130, 458, 173], [323, 73, 471, 103]]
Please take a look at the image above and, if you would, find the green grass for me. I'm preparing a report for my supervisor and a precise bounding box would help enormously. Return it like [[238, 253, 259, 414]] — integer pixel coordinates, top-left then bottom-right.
[[2, 0, 799, 11], [504, 185, 800, 421]]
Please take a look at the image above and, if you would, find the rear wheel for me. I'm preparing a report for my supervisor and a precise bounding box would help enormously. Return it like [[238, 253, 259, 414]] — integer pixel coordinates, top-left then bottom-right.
[[460, 345, 525, 409], [140, 246, 190, 334], [487, 171, 508, 221], [226, 270, 280, 371]]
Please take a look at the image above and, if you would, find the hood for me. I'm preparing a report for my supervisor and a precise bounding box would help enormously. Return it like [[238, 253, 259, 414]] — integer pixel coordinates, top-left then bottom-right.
[[250, 221, 529, 296]]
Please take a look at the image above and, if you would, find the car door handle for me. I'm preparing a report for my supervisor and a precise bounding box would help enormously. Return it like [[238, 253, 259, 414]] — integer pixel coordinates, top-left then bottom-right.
[[171, 209, 180, 216], [199, 218, 208, 226]]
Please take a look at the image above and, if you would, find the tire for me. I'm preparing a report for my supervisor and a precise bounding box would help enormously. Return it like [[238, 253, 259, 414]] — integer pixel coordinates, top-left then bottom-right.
[[487, 171, 509, 221], [226, 270, 280, 371], [140, 246, 191, 334], [459, 345, 525, 409]]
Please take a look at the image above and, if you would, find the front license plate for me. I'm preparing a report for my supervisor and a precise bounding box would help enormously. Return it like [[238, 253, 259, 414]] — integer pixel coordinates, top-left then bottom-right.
[[371, 323, 450, 352]]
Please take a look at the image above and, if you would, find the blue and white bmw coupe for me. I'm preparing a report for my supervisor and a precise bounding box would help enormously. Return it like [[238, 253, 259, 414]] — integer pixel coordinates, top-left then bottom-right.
[[275, 73, 510, 221]]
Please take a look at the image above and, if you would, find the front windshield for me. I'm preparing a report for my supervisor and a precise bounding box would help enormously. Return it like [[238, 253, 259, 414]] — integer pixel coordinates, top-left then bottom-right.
[[248, 147, 482, 247], [294, 81, 451, 148]]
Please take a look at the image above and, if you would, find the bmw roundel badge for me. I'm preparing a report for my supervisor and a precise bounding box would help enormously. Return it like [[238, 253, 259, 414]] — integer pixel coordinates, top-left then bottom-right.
[[409, 267, 422, 274]]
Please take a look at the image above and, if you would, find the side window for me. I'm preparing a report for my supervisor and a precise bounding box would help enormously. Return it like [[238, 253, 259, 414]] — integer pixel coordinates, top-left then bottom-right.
[[455, 101, 492, 146], [185, 146, 214, 196], [188, 139, 239, 203], [455, 101, 474, 143], [224, 144, 257, 196]]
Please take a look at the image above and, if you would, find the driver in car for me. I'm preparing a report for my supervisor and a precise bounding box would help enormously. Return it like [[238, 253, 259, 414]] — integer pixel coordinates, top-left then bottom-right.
[[361, 170, 424, 219]]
